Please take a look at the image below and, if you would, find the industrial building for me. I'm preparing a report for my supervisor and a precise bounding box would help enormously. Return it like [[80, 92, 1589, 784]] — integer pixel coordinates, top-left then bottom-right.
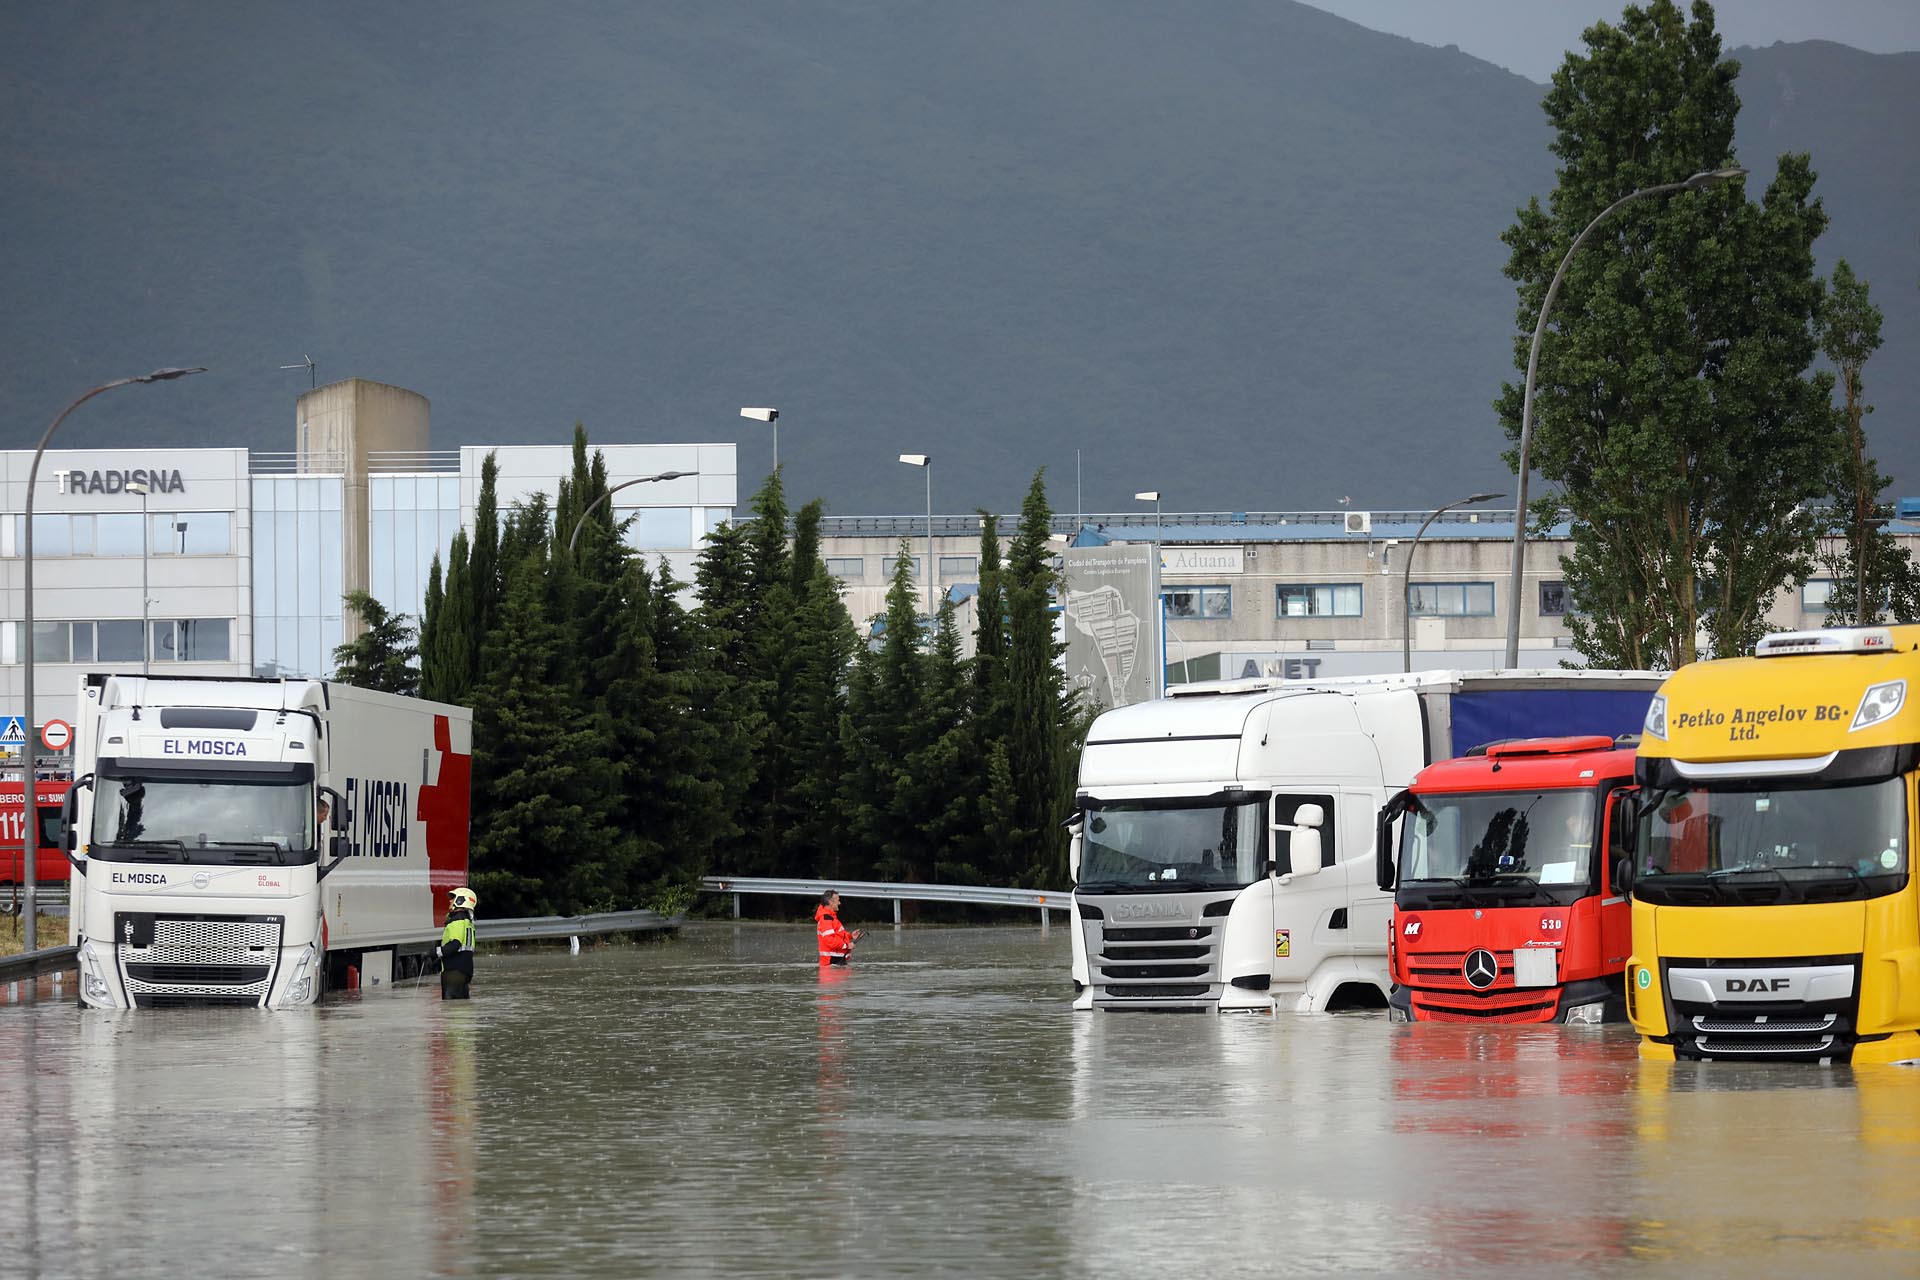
[[2, 379, 736, 740]]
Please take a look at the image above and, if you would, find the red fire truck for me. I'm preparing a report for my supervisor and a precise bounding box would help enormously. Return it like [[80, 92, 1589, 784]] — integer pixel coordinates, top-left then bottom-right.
[[1, 780, 73, 895], [1376, 736, 1636, 1023]]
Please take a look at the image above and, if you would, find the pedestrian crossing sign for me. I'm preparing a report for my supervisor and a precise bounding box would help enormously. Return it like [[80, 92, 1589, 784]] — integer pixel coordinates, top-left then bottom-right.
[[0, 715, 23, 758]]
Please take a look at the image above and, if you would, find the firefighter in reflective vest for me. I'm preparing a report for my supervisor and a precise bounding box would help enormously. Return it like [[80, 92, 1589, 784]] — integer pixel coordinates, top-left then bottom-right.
[[440, 886, 478, 999], [815, 889, 862, 966]]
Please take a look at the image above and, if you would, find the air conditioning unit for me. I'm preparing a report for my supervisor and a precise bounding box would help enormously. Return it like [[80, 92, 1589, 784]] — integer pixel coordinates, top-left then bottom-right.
[[1344, 511, 1372, 534]]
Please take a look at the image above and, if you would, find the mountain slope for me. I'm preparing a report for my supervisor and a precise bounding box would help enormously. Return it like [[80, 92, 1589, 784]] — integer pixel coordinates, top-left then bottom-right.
[[1, 4, 1910, 515]]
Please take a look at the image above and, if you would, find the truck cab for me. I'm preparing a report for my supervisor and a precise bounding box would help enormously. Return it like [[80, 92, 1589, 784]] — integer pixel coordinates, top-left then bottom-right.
[[1379, 736, 1636, 1023], [1627, 625, 1920, 1064], [1069, 670, 1658, 1013]]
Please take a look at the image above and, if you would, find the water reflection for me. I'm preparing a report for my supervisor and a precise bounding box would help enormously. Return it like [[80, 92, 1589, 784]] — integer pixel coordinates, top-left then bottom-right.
[[0, 927, 1915, 1277]]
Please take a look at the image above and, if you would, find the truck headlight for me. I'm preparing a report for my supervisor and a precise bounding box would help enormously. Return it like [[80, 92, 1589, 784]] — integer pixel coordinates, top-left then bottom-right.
[[1851, 680, 1906, 732], [282, 948, 316, 1005], [1564, 1001, 1607, 1025], [1388, 1004, 1412, 1024], [1643, 694, 1667, 740], [78, 941, 113, 1002]]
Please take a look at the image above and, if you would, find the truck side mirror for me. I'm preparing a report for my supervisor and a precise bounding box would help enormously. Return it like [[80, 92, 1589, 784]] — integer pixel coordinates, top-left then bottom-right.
[[1614, 856, 1636, 896], [1065, 814, 1084, 882], [1286, 802, 1325, 880], [62, 774, 94, 871], [1376, 790, 1410, 893], [317, 833, 355, 881], [1613, 790, 1639, 856]]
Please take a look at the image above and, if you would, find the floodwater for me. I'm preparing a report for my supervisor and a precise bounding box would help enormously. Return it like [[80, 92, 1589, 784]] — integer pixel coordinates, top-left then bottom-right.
[[2, 924, 1917, 1279]]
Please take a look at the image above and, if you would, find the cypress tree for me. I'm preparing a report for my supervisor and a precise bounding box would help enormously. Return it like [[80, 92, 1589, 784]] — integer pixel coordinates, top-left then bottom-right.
[[330, 590, 420, 694], [1003, 471, 1074, 885], [844, 543, 929, 883], [647, 560, 733, 884], [469, 451, 503, 657], [421, 530, 475, 704], [468, 554, 624, 916], [693, 516, 766, 874], [784, 500, 860, 875]]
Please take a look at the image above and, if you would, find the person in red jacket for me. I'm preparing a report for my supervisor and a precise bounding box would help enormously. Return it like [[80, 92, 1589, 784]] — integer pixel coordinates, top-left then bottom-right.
[[815, 890, 862, 965]]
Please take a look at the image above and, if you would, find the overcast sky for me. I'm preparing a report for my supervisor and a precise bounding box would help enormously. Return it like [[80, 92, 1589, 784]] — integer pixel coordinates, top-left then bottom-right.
[[1304, 0, 1920, 81]]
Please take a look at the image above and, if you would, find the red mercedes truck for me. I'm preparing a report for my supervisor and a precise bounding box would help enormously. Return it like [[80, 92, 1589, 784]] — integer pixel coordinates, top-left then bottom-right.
[[1377, 736, 1636, 1023]]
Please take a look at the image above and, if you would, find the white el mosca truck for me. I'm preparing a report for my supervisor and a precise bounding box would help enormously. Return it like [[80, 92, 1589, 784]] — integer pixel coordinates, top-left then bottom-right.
[[1068, 671, 1659, 1012], [64, 675, 473, 1008]]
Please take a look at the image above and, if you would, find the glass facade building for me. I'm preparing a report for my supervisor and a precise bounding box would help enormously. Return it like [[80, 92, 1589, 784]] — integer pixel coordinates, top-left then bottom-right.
[[251, 475, 345, 680]]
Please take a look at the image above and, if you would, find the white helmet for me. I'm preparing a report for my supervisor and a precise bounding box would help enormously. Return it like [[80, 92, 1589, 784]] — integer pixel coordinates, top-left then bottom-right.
[[449, 886, 478, 911]]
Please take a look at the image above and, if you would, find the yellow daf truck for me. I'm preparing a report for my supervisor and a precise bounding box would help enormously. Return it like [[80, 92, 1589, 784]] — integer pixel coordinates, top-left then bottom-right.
[[1625, 625, 1920, 1064]]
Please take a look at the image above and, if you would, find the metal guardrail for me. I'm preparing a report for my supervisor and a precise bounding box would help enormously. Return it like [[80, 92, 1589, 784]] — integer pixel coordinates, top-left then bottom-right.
[[0, 944, 78, 985], [479, 908, 678, 942], [701, 875, 1070, 930]]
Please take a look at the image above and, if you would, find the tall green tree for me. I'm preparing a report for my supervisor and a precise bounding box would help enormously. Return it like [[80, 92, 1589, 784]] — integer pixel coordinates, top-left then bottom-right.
[[419, 530, 476, 703], [469, 451, 503, 659], [330, 590, 419, 694], [1496, 0, 1843, 666], [780, 500, 859, 875], [1816, 260, 1919, 625], [1002, 471, 1077, 885], [467, 554, 625, 916], [843, 544, 930, 882], [692, 514, 766, 873]]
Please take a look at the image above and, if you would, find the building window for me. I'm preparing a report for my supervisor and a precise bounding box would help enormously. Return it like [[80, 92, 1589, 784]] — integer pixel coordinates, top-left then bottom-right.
[[1164, 585, 1232, 619], [824, 557, 864, 580], [152, 618, 232, 663], [888, 554, 924, 580], [153, 512, 231, 556], [96, 619, 145, 663], [1277, 583, 1363, 618], [1408, 582, 1496, 617], [939, 555, 979, 579], [4, 620, 153, 665], [1539, 581, 1569, 616], [621, 506, 695, 551], [1802, 579, 1835, 613], [94, 513, 145, 557]]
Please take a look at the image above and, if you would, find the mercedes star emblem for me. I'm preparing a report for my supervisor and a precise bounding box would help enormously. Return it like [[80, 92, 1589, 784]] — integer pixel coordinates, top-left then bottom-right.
[[1463, 949, 1498, 990]]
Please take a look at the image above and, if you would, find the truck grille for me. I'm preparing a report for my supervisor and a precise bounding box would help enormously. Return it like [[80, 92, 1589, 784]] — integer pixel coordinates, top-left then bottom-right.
[[1084, 909, 1229, 1008], [1662, 956, 1859, 1062], [1411, 989, 1559, 1023], [115, 912, 283, 1007]]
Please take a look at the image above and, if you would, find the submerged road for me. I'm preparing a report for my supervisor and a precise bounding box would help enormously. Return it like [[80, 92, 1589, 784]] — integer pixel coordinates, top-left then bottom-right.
[[1, 924, 1916, 1277]]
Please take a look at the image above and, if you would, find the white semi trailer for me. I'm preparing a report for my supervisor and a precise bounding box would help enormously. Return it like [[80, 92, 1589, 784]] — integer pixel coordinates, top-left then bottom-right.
[[65, 675, 472, 1008], [1069, 670, 1659, 1012]]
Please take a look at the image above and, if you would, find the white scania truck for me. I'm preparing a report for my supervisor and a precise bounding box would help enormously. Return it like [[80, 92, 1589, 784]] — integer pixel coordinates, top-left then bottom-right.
[[1069, 670, 1659, 1012], [65, 675, 472, 1008]]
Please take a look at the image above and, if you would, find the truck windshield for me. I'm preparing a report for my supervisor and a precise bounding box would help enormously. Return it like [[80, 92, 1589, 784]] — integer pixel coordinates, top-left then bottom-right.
[[1400, 789, 1597, 892], [91, 772, 317, 864], [1078, 795, 1264, 891], [1635, 775, 1906, 905]]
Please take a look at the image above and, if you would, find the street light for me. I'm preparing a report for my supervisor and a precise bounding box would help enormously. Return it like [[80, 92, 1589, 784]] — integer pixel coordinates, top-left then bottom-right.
[[741, 407, 779, 472], [1404, 492, 1505, 673], [20, 367, 205, 952], [566, 471, 699, 554], [899, 454, 934, 620], [1504, 167, 1746, 667], [126, 480, 153, 675]]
